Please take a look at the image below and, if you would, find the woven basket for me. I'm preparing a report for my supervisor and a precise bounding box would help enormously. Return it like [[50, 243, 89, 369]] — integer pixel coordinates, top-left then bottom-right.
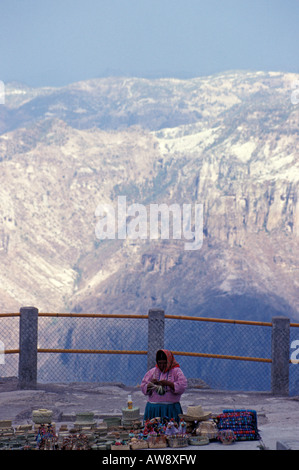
[[147, 435, 167, 449], [197, 420, 218, 440], [122, 407, 140, 421], [218, 429, 236, 445], [130, 440, 149, 450], [76, 411, 94, 422], [32, 409, 53, 424], [167, 435, 188, 448], [0, 420, 12, 428], [188, 436, 209, 446], [103, 417, 122, 429], [111, 444, 130, 450]]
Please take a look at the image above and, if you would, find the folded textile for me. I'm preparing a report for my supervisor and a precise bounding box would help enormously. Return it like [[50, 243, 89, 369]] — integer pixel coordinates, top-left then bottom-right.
[[216, 409, 260, 441]]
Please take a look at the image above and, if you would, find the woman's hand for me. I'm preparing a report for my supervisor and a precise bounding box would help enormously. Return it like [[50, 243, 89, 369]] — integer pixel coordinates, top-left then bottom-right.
[[158, 379, 174, 390], [147, 378, 159, 392]]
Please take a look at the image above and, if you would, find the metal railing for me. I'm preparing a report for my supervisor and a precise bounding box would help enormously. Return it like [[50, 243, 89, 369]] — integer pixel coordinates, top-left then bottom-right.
[[0, 307, 298, 395]]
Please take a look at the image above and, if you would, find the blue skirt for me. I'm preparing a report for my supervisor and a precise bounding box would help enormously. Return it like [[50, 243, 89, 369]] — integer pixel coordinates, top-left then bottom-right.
[[143, 402, 182, 424]]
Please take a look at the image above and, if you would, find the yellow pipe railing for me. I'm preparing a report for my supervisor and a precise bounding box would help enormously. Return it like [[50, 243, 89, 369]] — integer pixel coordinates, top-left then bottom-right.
[[3, 312, 299, 365]]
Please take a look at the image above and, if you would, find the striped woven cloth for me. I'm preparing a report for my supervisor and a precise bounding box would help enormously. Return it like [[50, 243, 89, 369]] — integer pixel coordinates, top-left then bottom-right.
[[216, 409, 260, 441]]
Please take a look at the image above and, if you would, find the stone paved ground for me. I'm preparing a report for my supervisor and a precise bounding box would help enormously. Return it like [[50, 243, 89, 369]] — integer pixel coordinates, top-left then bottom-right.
[[1, 377, 299, 451]]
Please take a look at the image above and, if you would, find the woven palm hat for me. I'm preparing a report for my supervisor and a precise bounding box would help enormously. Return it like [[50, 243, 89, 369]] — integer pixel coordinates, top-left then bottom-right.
[[179, 405, 212, 422]]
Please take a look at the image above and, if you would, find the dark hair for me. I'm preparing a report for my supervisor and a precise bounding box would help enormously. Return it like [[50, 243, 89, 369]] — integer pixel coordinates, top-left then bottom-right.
[[156, 350, 166, 361]]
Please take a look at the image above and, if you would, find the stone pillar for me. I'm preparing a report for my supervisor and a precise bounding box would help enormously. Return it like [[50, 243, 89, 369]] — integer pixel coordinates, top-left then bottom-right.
[[147, 309, 165, 370], [18, 306, 38, 389], [271, 316, 290, 396]]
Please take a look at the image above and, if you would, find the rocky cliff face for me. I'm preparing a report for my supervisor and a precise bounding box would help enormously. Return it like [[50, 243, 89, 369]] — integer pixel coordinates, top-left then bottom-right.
[[0, 70, 298, 327]]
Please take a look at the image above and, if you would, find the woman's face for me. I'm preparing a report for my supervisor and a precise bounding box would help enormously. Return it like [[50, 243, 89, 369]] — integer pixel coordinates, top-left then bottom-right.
[[157, 359, 167, 372]]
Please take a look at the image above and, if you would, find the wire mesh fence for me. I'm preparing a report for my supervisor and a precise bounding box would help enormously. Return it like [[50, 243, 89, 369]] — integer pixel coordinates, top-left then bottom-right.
[[0, 310, 299, 395], [0, 314, 19, 379], [164, 317, 272, 392], [37, 314, 148, 384]]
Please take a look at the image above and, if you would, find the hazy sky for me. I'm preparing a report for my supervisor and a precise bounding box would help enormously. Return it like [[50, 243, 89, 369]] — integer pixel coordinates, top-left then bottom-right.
[[0, 0, 298, 87]]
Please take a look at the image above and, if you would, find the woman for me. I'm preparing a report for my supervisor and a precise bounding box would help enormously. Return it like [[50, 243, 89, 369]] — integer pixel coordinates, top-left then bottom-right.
[[141, 349, 187, 423]]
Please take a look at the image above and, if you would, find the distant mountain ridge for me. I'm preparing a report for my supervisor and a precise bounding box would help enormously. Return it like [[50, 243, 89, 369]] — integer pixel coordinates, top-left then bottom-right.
[[0, 70, 298, 320]]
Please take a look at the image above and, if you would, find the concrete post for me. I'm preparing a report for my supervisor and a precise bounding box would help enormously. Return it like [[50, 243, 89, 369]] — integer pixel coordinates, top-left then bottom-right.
[[271, 316, 290, 396], [147, 309, 165, 370], [18, 306, 38, 389]]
